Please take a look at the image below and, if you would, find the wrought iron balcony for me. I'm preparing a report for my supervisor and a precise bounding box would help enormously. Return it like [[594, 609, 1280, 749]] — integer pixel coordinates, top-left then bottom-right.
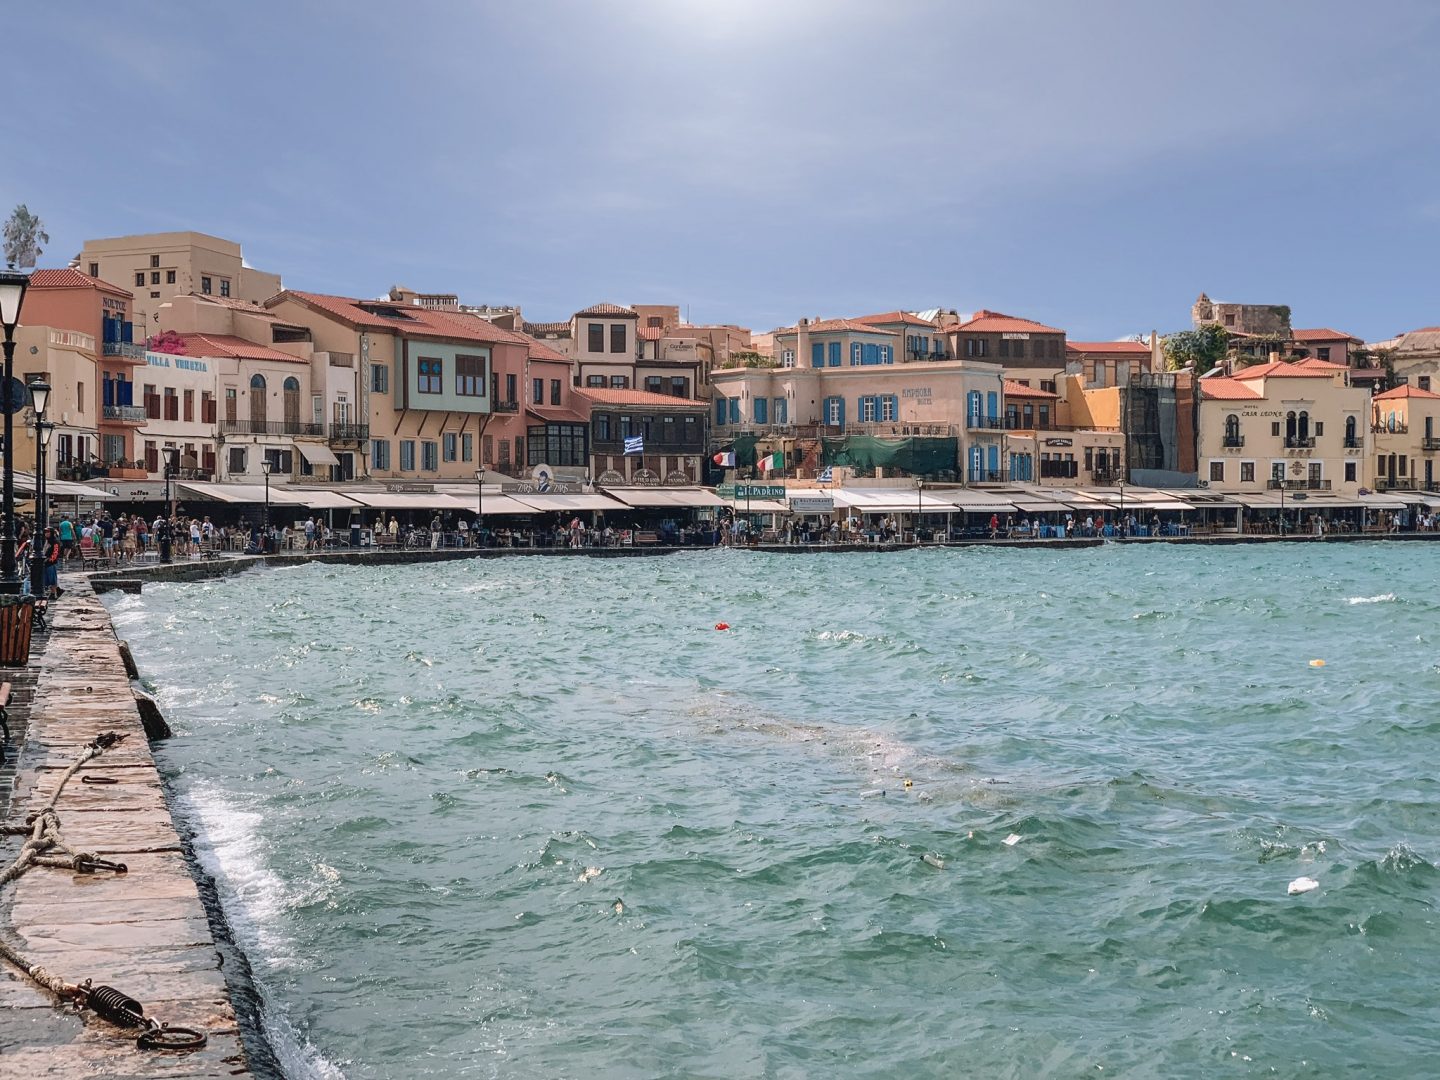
[[102, 341, 146, 360], [1375, 477, 1418, 491], [1222, 435, 1245, 447], [1423, 437, 1440, 451], [219, 419, 324, 437], [1267, 478, 1331, 490], [1344, 437, 1362, 449], [493, 399, 520, 413], [101, 404, 148, 424], [1284, 436, 1316, 449], [329, 423, 370, 443]]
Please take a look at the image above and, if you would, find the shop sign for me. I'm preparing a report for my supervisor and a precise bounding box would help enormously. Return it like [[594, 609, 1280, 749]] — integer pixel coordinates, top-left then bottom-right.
[[735, 484, 786, 499], [789, 496, 834, 513], [597, 470, 625, 485], [664, 471, 692, 486], [386, 482, 434, 493], [633, 469, 661, 486]]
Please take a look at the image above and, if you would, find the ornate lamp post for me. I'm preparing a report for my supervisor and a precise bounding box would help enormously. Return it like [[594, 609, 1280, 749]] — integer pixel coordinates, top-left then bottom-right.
[[27, 378, 50, 598], [0, 270, 31, 591], [260, 459, 272, 552], [915, 478, 924, 544], [475, 468, 485, 548]]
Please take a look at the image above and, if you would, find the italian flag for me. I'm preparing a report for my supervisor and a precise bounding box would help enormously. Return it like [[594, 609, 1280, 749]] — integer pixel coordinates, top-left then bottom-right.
[[757, 451, 785, 472]]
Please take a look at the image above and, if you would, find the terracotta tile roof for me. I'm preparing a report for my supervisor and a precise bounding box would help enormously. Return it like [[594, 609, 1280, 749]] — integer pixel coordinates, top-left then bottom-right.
[[270, 291, 514, 344], [1066, 340, 1152, 354], [523, 320, 572, 336], [1292, 327, 1358, 343], [189, 292, 280, 319], [27, 267, 130, 296], [852, 311, 938, 328], [1373, 383, 1440, 401], [1003, 379, 1058, 400], [575, 302, 637, 318], [1197, 377, 1263, 401], [526, 405, 588, 423], [573, 386, 707, 409], [775, 318, 898, 337], [178, 333, 308, 364], [946, 309, 1064, 336], [638, 326, 663, 341], [1231, 358, 1349, 380]]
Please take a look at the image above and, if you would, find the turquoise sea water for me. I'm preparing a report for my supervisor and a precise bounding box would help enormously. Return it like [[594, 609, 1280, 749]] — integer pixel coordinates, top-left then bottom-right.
[[109, 545, 1440, 1079]]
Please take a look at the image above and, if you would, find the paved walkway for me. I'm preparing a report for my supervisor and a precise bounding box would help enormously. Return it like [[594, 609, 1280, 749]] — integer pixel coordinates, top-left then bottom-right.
[[0, 582, 250, 1077]]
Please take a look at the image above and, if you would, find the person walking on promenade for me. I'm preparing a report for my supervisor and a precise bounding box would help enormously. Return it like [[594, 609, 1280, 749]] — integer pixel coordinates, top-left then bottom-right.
[[43, 527, 62, 598], [989, 513, 1000, 540]]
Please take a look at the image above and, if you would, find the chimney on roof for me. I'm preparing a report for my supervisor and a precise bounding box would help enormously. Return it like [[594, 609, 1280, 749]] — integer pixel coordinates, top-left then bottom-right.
[[1269, 350, 1280, 364]]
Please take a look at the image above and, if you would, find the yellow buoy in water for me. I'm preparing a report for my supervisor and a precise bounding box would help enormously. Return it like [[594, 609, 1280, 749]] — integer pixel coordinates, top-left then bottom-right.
[[1309, 659, 1326, 668]]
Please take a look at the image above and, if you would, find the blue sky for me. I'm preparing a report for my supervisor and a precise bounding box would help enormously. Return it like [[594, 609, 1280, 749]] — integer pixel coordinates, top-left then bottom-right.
[[8, 1, 1440, 340]]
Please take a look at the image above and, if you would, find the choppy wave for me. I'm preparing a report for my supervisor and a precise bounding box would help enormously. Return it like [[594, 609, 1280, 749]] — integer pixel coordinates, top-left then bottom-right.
[[116, 544, 1440, 1078]]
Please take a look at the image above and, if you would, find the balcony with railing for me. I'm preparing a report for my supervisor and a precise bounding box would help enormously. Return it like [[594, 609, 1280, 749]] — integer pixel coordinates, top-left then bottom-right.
[[1284, 436, 1317, 449], [1267, 478, 1331, 490], [1375, 477, 1419, 491], [1423, 437, 1440, 451], [219, 419, 325, 437], [969, 468, 1009, 483], [329, 423, 370, 443], [101, 404, 148, 425], [1374, 423, 1408, 434], [101, 341, 147, 362], [493, 399, 519, 413], [1039, 461, 1080, 480], [1222, 434, 1245, 447], [1344, 437, 1362, 449]]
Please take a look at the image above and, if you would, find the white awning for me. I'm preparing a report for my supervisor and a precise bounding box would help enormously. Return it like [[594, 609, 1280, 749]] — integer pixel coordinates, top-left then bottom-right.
[[510, 492, 629, 512], [297, 443, 341, 467], [285, 489, 367, 509], [177, 482, 269, 503], [475, 494, 541, 515], [340, 491, 476, 510], [736, 499, 790, 513], [661, 488, 727, 507], [1230, 492, 1281, 508], [28, 476, 120, 500], [830, 489, 957, 512], [1356, 492, 1412, 507]]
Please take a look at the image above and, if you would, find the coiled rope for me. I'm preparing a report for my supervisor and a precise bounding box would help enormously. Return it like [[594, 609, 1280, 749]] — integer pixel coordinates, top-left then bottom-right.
[[0, 730, 206, 1052]]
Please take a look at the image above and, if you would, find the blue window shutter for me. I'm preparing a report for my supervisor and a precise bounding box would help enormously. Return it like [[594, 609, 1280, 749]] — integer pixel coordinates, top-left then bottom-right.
[[986, 391, 998, 420], [810, 342, 823, 367], [988, 445, 999, 473], [754, 397, 767, 424], [715, 397, 726, 425], [729, 398, 740, 424], [828, 341, 840, 367], [887, 394, 898, 419], [837, 397, 846, 426]]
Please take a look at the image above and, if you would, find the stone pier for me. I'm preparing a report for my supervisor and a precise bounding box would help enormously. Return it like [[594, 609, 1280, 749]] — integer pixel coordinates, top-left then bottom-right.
[[0, 582, 250, 1077]]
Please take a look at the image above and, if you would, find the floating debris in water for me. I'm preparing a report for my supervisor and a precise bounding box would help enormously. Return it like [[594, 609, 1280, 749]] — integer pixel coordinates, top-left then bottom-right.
[[860, 789, 886, 799], [1003, 833, 1023, 847], [612, 900, 625, 915], [921, 853, 946, 869], [578, 866, 603, 884], [1288, 876, 1320, 895]]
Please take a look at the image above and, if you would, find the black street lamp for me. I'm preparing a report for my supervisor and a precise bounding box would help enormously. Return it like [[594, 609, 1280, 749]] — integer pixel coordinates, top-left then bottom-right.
[[27, 378, 50, 599], [475, 468, 484, 548], [261, 459, 272, 552], [0, 269, 30, 592], [915, 478, 924, 544]]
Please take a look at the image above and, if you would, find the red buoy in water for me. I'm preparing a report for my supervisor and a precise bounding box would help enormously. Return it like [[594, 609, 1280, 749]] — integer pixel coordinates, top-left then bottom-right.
[[715, 622, 730, 631]]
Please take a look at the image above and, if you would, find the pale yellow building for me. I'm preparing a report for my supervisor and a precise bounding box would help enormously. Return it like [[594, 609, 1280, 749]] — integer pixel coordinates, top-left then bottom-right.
[[1197, 358, 1369, 494], [79, 231, 283, 330], [13, 324, 100, 478], [1371, 384, 1440, 492]]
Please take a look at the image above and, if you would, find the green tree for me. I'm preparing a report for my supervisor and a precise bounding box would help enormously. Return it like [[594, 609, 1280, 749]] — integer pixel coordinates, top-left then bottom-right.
[[1162, 324, 1229, 373], [2, 204, 48, 268]]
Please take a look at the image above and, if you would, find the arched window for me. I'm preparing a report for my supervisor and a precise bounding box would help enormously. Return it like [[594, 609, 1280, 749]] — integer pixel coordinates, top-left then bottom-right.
[[1345, 415, 1356, 447], [248, 374, 267, 424], [1298, 410, 1310, 441], [1224, 414, 1240, 444], [1286, 410, 1297, 442], [283, 376, 301, 426]]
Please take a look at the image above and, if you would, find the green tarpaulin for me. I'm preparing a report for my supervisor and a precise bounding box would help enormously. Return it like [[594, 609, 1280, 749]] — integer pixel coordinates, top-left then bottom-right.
[[821, 436, 957, 476]]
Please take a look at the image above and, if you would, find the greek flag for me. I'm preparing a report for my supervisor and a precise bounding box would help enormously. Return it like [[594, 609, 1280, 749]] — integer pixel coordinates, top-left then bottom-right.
[[816, 466, 833, 483], [624, 435, 644, 456]]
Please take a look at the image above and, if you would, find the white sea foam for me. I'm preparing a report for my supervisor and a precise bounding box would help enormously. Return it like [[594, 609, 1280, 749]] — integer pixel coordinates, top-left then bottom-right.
[[1348, 593, 1397, 605], [180, 782, 348, 1079]]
